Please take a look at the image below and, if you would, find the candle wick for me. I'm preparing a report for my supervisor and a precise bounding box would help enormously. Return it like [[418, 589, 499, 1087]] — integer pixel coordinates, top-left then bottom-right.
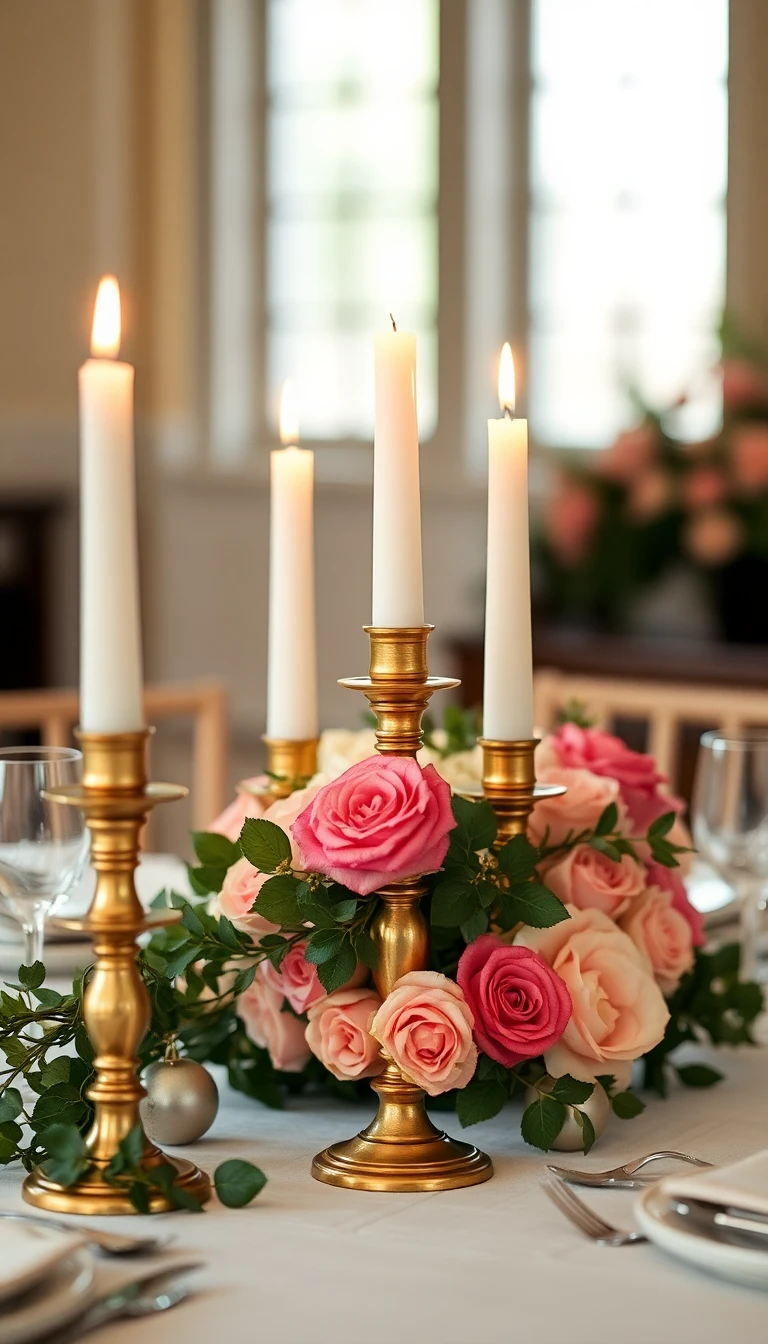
[[389, 313, 397, 332], [504, 405, 515, 421]]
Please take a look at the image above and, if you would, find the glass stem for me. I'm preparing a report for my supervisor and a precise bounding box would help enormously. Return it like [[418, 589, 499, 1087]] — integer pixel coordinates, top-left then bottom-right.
[[22, 903, 47, 969], [738, 879, 761, 983]]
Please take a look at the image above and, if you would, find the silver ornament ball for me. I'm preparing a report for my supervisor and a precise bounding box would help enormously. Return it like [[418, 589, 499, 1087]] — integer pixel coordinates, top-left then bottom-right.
[[524, 1078, 610, 1153], [140, 1057, 219, 1146]]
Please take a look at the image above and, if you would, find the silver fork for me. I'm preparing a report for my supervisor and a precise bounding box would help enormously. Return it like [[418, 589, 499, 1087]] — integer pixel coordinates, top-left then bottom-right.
[[0, 1209, 172, 1256], [44, 1260, 203, 1342], [543, 1178, 647, 1246], [546, 1149, 713, 1190]]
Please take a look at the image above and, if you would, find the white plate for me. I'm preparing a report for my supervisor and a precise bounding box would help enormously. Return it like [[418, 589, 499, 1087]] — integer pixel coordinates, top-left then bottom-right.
[[2, 1248, 95, 1344], [637, 1184, 768, 1291]]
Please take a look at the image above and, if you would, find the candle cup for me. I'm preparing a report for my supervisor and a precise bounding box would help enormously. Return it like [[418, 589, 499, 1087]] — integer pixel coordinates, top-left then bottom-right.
[[311, 626, 493, 1193], [479, 738, 567, 851], [22, 730, 211, 1216], [262, 736, 319, 799]]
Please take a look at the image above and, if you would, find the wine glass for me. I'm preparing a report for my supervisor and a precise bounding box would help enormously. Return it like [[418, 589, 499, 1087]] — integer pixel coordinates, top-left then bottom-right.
[[0, 747, 89, 969], [692, 728, 768, 981]]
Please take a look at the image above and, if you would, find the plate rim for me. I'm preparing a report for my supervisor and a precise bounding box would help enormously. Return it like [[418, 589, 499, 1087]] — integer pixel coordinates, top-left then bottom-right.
[[2, 1247, 96, 1344]]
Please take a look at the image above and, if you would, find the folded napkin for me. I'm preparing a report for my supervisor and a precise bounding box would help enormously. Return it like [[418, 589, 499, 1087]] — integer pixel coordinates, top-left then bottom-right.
[[0, 1221, 86, 1304], [659, 1150, 768, 1217]]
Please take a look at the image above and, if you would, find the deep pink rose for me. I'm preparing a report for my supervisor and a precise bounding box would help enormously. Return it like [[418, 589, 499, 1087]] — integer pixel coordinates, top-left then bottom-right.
[[208, 777, 268, 842], [370, 971, 477, 1096], [538, 723, 681, 833], [457, 935, 571, 1067], [236, 964, 311, 1073], [305, 987, 384, 1080], [544, 844, 646, 918], [292, 756, 456, 897], [646, 860, 705, 948]]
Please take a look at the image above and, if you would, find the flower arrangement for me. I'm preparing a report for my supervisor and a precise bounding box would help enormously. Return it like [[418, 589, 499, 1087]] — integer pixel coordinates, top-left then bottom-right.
[[536, 352, 768, 641], [1, 719, 762, 1173]]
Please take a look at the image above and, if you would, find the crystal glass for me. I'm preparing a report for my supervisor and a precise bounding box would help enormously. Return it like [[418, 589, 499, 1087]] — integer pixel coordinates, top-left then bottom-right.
[[692, 729, 768, 981], [0, 747, 88, 969]]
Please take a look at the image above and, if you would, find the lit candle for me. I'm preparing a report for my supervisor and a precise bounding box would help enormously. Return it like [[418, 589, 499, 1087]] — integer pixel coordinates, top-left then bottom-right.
[[482, 343, 533, 740], [266, 381, 318, 740], [78, 276, 144, 733], [372, 320, 424, 627]]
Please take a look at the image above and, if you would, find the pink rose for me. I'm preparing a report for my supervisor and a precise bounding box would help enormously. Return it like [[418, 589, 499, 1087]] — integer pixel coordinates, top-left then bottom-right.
[[515, 906, 670, 1086], [721, 358, 768, 411], [627, 467, 673, 522], [370, 970, 477, 1096], [619, 885, 694, 996], [731, 424, 768, 491], [216, 857, 278, 940], [544, 844, 646, 918], [683, 466, 726, 510], [456, 935, 571, 1067], [293, 756, 456, 898], [646, 860, 704, 949], [529, 766, 626, 848], [538, 724, 679, 833], [597, 423, 659, 482], [236, 964, 311, 1073], [208, 777, 268, 842], [262, 939, 368, 1014], [683, 507, 743, 566], [544, 478, 600, 566], [305, 987, 384, 1080]]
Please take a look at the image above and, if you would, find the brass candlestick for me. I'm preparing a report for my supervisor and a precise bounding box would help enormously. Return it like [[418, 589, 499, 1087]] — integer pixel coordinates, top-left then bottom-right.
[[479, 738, 566, 849], [23, 730, 211, 1215], [311, 626, 493, 1192], [263, 736, 319, 799]]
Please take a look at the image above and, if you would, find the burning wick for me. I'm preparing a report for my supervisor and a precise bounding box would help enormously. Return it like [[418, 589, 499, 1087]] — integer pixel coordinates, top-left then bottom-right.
[[389, 313, 397, 332]]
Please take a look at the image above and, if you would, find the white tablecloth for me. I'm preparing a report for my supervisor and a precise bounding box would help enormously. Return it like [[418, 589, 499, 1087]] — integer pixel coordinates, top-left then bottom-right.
[[2, 1040, 768, 1344]]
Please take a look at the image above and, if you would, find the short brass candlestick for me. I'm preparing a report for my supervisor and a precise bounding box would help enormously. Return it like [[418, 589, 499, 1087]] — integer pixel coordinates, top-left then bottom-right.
[[479, 738, 566, 849], [311, 626, 493, 1192], [262, 736, 319, 799], [23, 730, 211, 1215]]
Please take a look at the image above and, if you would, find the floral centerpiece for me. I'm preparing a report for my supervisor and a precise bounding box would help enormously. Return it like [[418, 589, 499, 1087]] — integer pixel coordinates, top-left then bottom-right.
[[536, 352, 768, 642]]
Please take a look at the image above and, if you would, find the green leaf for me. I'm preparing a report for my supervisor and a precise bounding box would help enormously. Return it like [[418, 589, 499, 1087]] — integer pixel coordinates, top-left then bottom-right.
[[233, 965, 256, 996], [240, 818, 292, 874], [594, 802, 618, 836], [572, 1107, 596, 1154], [499, 882, 570, 930], [40, 1057, 71, 1089], [192, 831, 240, 869], [648, 811, 676, 837], [0, 1086, 23, 1123], [39, 1124, 89, 1187], [595, 1074, 616, 1097], [460, 909, 489, 944], [317, 941, 357, 994], [214, 1158, 268, 1207], [497, 835, 539, 883], [353, 930, 379, 970], [547, 1074, 594, 1106], [163, 942, 201, 982], [675, 1063, 723, 1088], [332, 898, 358, 922], [32, 986, 63, 1008], [589, 836, 623, 862], [610, 1089, 646, 1119], [430, 878, 480, 928], [253, 874, 303, 927], [521, 1094, 566, 1151], [456, 1078, 507, 1127], [128, 1182, 152, 1215], [187, 864, 228, 895], [304, 929, 344, 965], [217, 915, 244, 953], [18, 962, 46, 990], [180, 903, 206, 938], [449, 796, 498, 853], [31, 1083, 87, 1132]]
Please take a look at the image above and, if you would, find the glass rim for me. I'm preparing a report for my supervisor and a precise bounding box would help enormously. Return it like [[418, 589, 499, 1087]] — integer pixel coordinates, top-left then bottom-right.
[[0, 746, 82, 765], [700, 727, 768, 751]]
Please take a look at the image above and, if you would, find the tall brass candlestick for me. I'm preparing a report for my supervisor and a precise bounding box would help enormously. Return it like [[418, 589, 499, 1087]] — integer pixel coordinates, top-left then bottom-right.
[[311, 627, 493, 1192], [23, 731, 211, 1215]]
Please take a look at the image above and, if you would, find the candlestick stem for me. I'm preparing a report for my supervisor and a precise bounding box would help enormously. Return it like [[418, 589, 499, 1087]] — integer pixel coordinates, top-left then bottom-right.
[[311, 627, 493, 1192]]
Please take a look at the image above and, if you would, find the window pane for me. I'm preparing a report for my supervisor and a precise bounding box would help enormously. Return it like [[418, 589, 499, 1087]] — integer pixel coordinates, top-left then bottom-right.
[[529, 0, 728, 447], [266, 0, 439, 440]]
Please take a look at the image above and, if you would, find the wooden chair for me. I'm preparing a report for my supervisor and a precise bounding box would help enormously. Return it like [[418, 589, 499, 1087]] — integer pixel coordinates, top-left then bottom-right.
[[533, 667, 768, 798], [0, 682, 228, 829]]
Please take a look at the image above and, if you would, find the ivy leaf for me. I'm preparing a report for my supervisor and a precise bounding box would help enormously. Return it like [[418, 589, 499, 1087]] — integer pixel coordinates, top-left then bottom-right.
[[253, 875, 303, 926], [456, 1078, 507, 1127], [675, 1063, 723, 1088], [317, 941, 357, 994], [430, 879, 480, 928], [547, 1075, 594, 1106], [39, 1124, 90, 1188], [0, 1087, 23, 1123], [610, 1089, 646, 1119], [594, 803, 618, 837], [40, 1057, 72, 1090], [521, 1094, 566, 1151], [460, 909, 489, 944], [499, 883, 569, 930], [214, 1158, 268, 1207], [31, 1083, 87, 1132], [240, 818, 292, 874], [192, 831, 241, 869], [18, 962, 46, 990], [497, 835, 539, 883], [571, 1108, 596, 1154]]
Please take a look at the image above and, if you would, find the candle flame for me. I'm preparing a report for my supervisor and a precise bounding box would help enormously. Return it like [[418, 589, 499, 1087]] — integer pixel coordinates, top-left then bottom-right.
[[498, 342, 515, 416], [90, 276, 121, 358], [279, 379, 299, 445]]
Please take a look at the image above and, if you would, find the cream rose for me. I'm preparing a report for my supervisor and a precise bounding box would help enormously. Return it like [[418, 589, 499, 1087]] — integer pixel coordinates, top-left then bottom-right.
[[529, 767, 627, 848], [515, 906, 670, 1086], [543, 844, 646, 918], [619, 886, 694, 997]]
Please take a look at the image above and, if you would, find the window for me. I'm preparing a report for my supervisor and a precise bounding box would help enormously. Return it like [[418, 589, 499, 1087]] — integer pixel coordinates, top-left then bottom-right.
[[265, 0, 440, 441], [528, 0, 729, 448]]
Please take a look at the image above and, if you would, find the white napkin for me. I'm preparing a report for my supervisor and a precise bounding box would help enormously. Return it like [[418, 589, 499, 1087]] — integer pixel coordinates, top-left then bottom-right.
[[659, 1150, 768, 1217], [0, 1221, 86, 1304]]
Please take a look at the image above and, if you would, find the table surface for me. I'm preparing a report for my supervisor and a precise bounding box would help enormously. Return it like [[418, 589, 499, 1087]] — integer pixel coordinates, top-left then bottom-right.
[[2, 1038, 768, 1344]]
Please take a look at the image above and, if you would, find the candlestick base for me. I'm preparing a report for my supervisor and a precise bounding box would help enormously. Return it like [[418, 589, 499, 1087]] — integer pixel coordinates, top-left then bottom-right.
[[262, 736, 319, 798], [23, 1154, 210, 1217]]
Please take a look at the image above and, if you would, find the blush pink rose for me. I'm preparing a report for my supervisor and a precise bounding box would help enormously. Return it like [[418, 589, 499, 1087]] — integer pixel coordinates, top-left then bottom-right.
[[683, 508, 743, 567], [529, 766, 626, 848], [236, 964, 311, 1073], [216, 857, 278, 940], [544, 844, 646, 918], [627, 467, 673, 522], [262, 939, 368, 1014], [619, 885, 695, 996], [731, 424, 768, 491], [305, 987, 384, 1080], [683, 466, 726, 510], [515, 906, 670, 1086], [646, 860, 704, 949], [208, 777, 268, 842], [456, 935, 571, 1067], [292, 756, 456, 897], [538, 724, 681, 833], [370, 971, 477, 1096]]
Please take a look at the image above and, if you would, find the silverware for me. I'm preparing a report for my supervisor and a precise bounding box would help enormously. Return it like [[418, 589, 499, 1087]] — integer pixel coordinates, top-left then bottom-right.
[[43, 1260, 203, 1343], [671, 1197, 768, 1243], [0, 1209, 172, 1256], [543, 1178, 647, 1246], [546, 1149, 713, 1189]]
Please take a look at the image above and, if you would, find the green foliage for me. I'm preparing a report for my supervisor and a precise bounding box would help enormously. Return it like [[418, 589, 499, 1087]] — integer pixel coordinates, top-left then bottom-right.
[[240, 818, 293, 873], [187, 830, 242, 895], [214, 1158, 268, 1208], [422, 705, 480, 756], [521, 1093, 566, 1150]]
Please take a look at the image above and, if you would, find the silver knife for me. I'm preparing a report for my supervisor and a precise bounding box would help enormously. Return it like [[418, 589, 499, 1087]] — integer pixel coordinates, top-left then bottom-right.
[[44, 1260, 203, 1343], [672, 1198, 768, 1244]]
